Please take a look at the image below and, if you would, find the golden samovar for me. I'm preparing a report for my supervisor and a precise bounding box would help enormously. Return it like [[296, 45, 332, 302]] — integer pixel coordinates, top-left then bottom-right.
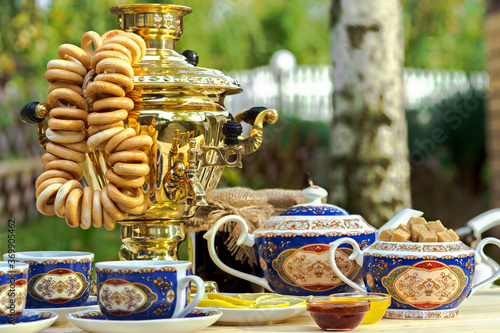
[[21, 4, 277, 261]]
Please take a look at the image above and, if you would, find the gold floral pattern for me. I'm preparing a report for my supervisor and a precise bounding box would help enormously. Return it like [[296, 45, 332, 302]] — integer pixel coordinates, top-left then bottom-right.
[[72, 310, 102, 318], [96, 266, 176, 274], [365, 253, 474, 260], [382, 261, 468, 310], [99, 278, 157, 315], [16, 258, 92, 265], [0, 279, 27, 316], [368, 241, 471, 253], [0, 268, 28, 276], [29, 268, 86, 302], [384, 308, 459, 319], [255, 230, 375, 238], [261, 217, 374, 232], [189, 308, 219, 316], [272, 244, 359, 292]]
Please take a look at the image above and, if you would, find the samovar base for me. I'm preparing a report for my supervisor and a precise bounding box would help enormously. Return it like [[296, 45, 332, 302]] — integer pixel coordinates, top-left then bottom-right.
[[119, 220, 186, 260]]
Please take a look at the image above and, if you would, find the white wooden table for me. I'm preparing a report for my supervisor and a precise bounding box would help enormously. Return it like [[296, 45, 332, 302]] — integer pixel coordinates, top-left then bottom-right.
[[44, 288, 500, 333]]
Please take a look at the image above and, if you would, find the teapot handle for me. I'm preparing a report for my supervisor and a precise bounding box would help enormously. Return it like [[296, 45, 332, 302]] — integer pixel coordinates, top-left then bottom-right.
[[329, 237, 366, 293], [469, 237, 500, 296], [203, 215, 273, 291]]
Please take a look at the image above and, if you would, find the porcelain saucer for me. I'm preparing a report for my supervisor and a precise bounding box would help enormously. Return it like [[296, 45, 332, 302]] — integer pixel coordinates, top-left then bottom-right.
[[66, 308, 222, 333], [0, 310, 58, 333], [28, 296, 98, 323]]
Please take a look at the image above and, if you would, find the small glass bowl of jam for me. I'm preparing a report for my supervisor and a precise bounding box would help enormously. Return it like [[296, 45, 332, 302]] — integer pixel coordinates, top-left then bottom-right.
[[329, 293, 391, 325], [306, 297, 370, 331]]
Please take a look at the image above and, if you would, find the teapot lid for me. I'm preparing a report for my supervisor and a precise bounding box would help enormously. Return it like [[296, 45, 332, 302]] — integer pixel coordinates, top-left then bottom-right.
[[279, 185, 349, 216]]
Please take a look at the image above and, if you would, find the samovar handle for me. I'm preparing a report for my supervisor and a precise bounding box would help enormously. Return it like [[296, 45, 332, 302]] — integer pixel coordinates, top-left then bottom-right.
[[20, 101, 51, 149], [234, 106, 278, 155], [20, 102, 50, 123]]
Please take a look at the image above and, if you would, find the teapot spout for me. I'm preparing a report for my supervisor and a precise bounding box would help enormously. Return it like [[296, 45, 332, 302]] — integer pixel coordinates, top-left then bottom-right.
[[378, 208, 423, 232]]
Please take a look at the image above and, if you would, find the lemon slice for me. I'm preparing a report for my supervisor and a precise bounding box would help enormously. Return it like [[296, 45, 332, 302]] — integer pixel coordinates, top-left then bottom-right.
[[255, 300, 290, 308], [206, 293, 255, 306], [277, 297, 310, 306], [197, 298, 253, 309], [237, 293, 277, 301], [256, 295, 311, 306]]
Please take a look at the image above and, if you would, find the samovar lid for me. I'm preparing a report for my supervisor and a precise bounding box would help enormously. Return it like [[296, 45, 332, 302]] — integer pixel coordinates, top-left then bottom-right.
[[110, 4, 242, 96]]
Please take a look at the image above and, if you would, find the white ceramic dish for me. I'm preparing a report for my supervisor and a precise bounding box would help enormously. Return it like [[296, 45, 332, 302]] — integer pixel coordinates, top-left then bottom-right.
[[66, 308, 222, 333], [0, 310, 57, 333], [34, 296, 98, 323], [199, 293, 307, 325]]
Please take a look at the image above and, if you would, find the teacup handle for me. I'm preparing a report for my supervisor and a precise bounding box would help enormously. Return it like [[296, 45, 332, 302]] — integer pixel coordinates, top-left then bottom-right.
[[172, 275, 205, 319], [329, 237, 366, 293], [203, 214, 273, 291], [469, 237, 500, 296]]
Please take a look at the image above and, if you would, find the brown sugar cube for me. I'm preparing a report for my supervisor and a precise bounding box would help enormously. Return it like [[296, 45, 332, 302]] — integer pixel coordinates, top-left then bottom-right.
[[377, 229, 393, 241], [418, 230, 438, 242], [397, 223, 411, 234], [447, 229, 460, 241], [427, 220, 446, 234], [408, 217, 427, 231], [391, 229, 411, 242], [437, 231, 454, 242], [411, 224, 429, 242]]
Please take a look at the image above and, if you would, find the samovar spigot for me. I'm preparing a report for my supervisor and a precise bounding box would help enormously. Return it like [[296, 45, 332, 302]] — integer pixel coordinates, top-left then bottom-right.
[[186, 139, 208, 207]]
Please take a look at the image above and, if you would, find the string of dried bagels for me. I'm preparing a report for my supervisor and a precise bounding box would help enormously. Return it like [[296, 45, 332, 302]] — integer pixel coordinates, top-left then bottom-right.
[[35, 30, 152, 230]]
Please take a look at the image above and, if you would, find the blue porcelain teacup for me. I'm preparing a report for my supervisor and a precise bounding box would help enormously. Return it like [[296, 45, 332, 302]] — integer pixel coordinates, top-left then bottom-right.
[[95, 260, 205, 321], [3, 251, 94, 309], [0, 262, 29, 324]]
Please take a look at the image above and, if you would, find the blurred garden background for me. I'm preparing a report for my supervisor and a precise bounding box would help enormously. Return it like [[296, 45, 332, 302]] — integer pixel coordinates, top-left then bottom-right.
[[0, 0, 498, 270]]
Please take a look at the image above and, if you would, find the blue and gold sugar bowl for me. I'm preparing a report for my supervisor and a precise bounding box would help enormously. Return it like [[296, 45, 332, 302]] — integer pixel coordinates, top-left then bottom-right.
[[204, 185, 377, 296]]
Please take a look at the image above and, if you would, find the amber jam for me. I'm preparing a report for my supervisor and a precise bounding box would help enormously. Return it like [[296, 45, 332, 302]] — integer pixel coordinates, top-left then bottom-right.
[[306, 297, 370, 331], [329, 293, 391, 325]]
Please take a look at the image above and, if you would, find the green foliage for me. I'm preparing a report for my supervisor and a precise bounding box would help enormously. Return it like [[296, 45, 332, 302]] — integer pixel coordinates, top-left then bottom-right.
[[0, 215, 190, 262], [219, 113, 330, 189], [172, 0, 331, 71], [0, 215, 122, 262], [402, 0, 486, 71], [0, 0, 331, 127], [407, 86, 487, 193]]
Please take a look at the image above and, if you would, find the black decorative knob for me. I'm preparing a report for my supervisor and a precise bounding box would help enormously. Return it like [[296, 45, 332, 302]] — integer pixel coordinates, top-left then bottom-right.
[[222, 120, 243, 145], [20, 102, 45, 123], [182, 50, 199, 66]]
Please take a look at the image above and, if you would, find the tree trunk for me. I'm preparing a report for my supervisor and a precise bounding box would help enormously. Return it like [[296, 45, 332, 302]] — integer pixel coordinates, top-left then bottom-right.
[[486, 0, 500, 253], [329, 0, 411, 227]]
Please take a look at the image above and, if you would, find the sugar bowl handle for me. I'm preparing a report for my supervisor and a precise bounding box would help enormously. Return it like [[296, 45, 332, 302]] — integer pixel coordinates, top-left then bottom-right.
[[329, 237, 366, 293], [203, 215, 273, 291], [469, 237, 500, 296]]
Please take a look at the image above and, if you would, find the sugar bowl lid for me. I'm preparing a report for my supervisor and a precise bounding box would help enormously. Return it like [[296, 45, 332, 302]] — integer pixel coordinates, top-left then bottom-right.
[[279, 185, 349, 216]]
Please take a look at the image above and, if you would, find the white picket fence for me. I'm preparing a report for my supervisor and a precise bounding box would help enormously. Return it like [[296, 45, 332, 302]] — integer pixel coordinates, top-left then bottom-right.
[[226, 65, 489, 121]]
